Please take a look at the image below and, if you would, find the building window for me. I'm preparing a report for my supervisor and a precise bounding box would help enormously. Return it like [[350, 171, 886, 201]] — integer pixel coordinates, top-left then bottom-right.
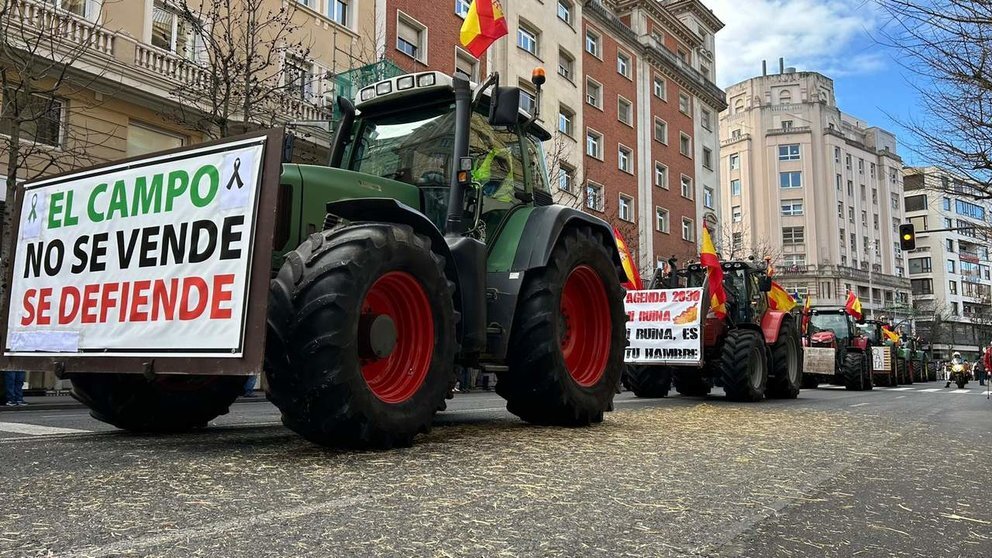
[[586, 78, 602, 108], [656, 207, 670, 233], [456, 0, 471, 17], [619, 194, 634, 222], [872, 189, 878, 205], [732, 205, 742, 222], [655, 162, 668, 188], [732, 232, 743, 251], [558, 49, 575, 81], [846, 154, 852, 169], [782, 226, 805, 245], [519, 87, 536, 115], [653, 75, 666, 100], [891, 192, 900, 210], [861, 210, 867, 226], [911, 279, 933, 295], [617, 51, 632, 79], [943, 196, 952, 211], [834, 147, 841, 163], [152, 0, 204, 61], [778, 144, 800, 161], [779, 171, 802, 188], [848, 207, 855, 222], [682, 217, 695, 242], [586, 130, 603, 159], [679, 92, 691, 115], [517, 22, 539, 56], [858, 158, 865, 173], [781, 200, 804, 216], [284, 54, 314, 101], [702, 147, 712, 169], [729, 153, 740, 170], [126, 121, 185, 157], [909, 257, 932, 274], [680, 175, 693, 199], [947, 259, 956, 274], [946, 239, 955, 253], [328, 0, 349, 25], [730, 179, 741, 196], [701, 109, 712, 131], [949, 281, 958, 295], [558, 106, 574, 136], [585, 29, 601, 57], [838, 202, 843, 218], [679, 133, 691, 157], [618, 144, 633, 173], [782, 120, 793, 129], [455, 48, 479, 80], [558, 163, 575, 193], [870, 162, 876, 178], [396, 13, 426, 62], [704, 186, 714, 209], [556, 0, 573, 25], [51, 0, 92, 18], [0, 94, 64, 147], [617, 96, 633, 125], [587, 182, 604, 211], [654, 118, 668, 143]]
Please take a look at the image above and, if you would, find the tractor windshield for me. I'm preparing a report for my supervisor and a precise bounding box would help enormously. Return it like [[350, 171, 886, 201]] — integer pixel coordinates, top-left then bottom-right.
[[810, 313, 850, 340], [857, 324, 880, 344]]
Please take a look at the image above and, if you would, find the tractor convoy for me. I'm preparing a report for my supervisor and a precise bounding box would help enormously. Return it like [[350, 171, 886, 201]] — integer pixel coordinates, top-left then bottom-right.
[[0, 68, 932, 450]]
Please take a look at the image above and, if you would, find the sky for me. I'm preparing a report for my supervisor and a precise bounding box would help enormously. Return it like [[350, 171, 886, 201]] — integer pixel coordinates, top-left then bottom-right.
[[707, 0, 923, 164]]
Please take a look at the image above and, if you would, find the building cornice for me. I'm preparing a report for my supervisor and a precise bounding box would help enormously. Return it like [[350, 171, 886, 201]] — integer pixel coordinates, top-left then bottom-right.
[[661, 0, 725, 32], [611, 0, 703, 47]]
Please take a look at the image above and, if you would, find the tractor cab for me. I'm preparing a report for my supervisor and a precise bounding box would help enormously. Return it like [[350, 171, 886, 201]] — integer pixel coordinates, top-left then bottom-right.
[[856, 321, 883, 345], [681, 261, 771, 326], [808, 308, 856, 348]]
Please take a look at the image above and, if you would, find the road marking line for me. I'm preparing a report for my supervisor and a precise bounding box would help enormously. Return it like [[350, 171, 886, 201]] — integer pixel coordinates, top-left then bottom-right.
[[949, 389, 973, 394], [849, 403, 870, 407], [885, 387, 915, 391], [919, 388, 943, 393], [59, 495, 369, 558], [0, 422, 91, 436]]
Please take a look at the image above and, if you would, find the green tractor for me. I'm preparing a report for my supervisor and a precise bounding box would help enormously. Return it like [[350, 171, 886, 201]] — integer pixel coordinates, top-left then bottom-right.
[[856, 320, 898, 386], [70, 71, 629, 448]]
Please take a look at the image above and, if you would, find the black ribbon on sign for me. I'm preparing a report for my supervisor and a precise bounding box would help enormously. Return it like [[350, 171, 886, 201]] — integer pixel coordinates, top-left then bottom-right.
[[225, 158, 244, 190], [27, 193, 38, 222]]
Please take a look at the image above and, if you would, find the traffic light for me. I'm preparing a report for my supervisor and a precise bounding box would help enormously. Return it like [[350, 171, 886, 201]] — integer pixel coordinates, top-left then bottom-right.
[[899, 223, 916, 250]]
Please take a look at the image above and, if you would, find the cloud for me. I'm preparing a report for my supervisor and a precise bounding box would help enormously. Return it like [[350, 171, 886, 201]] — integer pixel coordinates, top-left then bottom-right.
[[708, 0, 885, 87]]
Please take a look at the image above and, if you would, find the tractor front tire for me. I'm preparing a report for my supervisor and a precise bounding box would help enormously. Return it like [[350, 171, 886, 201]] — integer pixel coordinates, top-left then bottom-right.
[[895, 358, 907, 384], [843, 352, 873, 391], [265, 224, 455, 449], [623, 365, 672, 398], [71, 374, 246, 432], [766, 319, 802, 399], [499, 226, 626, 426], [720, 329, 768, 402]]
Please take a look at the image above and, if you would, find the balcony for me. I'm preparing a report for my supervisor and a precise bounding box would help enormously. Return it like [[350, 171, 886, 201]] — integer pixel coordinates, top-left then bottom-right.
[[11, 0, 116, 56], [722, 133, 750, 147]]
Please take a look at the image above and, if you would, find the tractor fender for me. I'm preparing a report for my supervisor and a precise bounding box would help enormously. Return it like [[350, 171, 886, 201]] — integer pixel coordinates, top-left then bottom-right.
[[849, 337, 870, 352], [760, 311, 791, 345], [510, 205, 625, 280]]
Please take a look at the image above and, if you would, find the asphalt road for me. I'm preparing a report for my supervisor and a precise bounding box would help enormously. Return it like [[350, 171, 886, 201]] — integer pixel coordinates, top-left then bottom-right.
[[1, 382, 991, 557]]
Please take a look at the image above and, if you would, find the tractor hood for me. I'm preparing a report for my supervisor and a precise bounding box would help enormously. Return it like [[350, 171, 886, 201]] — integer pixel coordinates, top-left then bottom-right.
[[284, 164, 422, 210], [811, 331, 836, 346]]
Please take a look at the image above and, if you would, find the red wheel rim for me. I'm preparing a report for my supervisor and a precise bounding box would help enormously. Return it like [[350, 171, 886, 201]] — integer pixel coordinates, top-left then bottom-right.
[[559, 265, 612, 387], [360, 272, 434, 403]]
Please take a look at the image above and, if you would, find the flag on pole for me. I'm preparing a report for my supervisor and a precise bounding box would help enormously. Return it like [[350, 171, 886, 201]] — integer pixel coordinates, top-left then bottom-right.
[[882, 325, 900, 343], [460, 0, 509, 58], [613, 227, 642, 290], [768, 281, 797, 312], [801, 292, 812, 335], [844, 291, 863, 320], [700, 226, 727, 318]]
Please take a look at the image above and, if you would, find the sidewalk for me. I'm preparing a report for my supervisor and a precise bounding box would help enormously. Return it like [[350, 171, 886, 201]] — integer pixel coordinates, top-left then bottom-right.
[[0, 391, 270, 412]]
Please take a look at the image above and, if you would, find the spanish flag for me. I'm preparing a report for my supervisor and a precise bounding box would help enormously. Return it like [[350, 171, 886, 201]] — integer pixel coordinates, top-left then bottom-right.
[[844, 291, 863, 320], [767, 281, 797, 312], [460, 0, 508, 58], [700, 226, 727, 318], [801, 292, 812, 335], [613, 227, 642, 290], [882, 325, 900, 344]]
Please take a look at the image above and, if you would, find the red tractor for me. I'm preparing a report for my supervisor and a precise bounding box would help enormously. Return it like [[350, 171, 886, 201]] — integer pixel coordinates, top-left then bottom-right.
[[802, 307, 873, 390], [623, 260, 803, 401]]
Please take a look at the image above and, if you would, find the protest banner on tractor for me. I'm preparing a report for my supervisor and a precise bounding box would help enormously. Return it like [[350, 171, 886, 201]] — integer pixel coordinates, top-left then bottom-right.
[[0, 130, 283, 375], [623, 287, 705, 365]]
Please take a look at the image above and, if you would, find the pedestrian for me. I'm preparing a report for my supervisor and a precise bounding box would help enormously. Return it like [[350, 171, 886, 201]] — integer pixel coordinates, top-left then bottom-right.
[[982, 344, 992, 386], [459, 366, 474, 393], [243, 374, 257, 397], [4, 370, 27, 406]]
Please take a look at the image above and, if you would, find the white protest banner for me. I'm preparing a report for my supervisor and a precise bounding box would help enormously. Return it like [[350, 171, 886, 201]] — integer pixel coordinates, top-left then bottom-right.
[[624, 288, 704, 365], [4, 137, 266, 357]]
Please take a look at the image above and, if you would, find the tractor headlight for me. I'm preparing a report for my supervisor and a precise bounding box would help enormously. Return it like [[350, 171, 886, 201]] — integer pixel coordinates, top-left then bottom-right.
[[397, 76, 415, 90], [417, 73, 436, 87], [376, 81, 392, 95], [360, 87, 375, 101]]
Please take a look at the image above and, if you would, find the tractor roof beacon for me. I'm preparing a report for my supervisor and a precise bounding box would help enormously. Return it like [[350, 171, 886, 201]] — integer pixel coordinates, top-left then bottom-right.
[[622, 259, 803, 402]]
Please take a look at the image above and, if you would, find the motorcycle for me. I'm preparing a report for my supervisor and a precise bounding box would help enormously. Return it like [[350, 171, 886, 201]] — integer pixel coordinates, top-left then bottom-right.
[[946, 362, 972, 389]]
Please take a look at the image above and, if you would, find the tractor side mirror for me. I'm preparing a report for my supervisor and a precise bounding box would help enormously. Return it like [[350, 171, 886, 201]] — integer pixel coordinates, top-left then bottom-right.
[[758, 276, 772, 293], [489, 86, 521, 127]]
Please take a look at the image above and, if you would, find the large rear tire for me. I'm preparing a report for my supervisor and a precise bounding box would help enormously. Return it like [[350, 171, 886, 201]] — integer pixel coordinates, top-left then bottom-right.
[[265, 225, 455, 449], [622, 364, 672, 398], [895, 358, 907, 384], [720, 329, 768, 402], [498, 226, 625, 426], [766, 319, 802, 399], [843, 352, 873, 391], [71, 374, 246, 432]]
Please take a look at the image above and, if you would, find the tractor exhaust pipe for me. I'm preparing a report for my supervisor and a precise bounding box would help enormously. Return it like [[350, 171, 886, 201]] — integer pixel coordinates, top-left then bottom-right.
[[445, 75, 473, 237]]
